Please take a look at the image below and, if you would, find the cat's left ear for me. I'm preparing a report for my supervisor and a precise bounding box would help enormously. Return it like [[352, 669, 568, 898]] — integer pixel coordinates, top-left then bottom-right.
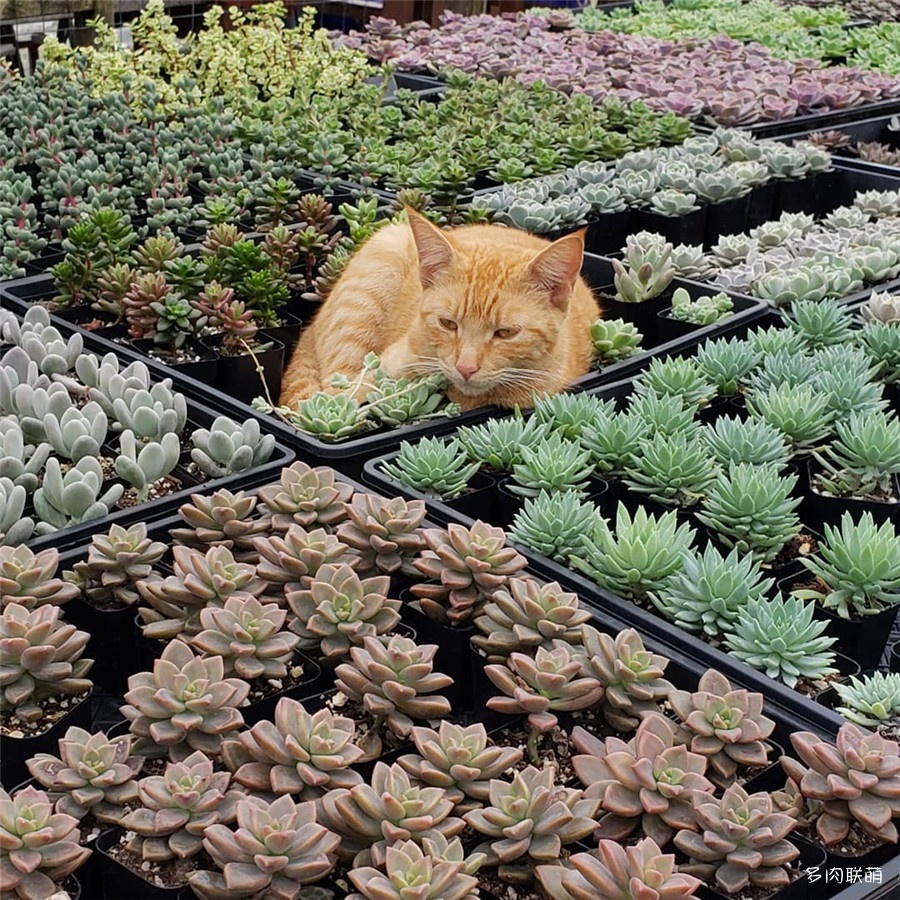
[[526, 229, 586, 312]]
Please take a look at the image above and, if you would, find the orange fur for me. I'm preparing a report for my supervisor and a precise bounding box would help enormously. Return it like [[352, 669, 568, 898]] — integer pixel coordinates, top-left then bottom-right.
[[279, 213, 602, 412]]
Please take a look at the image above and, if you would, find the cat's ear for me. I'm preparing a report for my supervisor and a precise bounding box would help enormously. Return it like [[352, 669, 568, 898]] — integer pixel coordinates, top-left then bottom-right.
[[407, 210, 454, 288], [526, 229, 586, 312]]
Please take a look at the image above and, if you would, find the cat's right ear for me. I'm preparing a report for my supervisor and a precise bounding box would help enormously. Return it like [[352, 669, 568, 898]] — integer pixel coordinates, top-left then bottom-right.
[[407, 209, 454, 288]]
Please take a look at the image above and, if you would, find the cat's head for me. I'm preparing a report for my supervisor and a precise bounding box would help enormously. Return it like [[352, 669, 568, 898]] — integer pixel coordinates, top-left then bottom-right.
[[405, 211, 586, 400]]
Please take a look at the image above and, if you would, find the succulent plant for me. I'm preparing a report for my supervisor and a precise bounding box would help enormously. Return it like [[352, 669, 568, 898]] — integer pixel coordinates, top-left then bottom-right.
[[115, 429, 181, 502], [746, 382, 835, 453], [119, 751, 241, 862], [171, 488, 270, 558], [702, 416, 791, 470], [464, 765, 599, 865], [532, 393, 615, 442], [509, 432, 594, 498], [696, 336, 762, 396], [336, 493, 426, 577], [787, 298, 854, 350], [669, 669, 775, 784], [457, 414, 551, 470], [582, 626, 674, 731], [190, 415, 276, 477], [0, 477, 34, 548], [222, 697, 364, 796], [0, 785, 92, 900], [334, 635, 452, 739], [794, 512, 900, 619], [670, 288, 733, 325], [623, 430, 717, 507], [397, 721, 523, 807], [572, 502, 695, 601], [286, 564, 401, 659], [121, 639, 249, 760], [0, 603, 93, 724], [571, 713, 714, 845], [674, 784, 799, 894], [0, 423, 50, 492], [380, 438, 480, 499], [697, 463, 801, 564], [257, 461, 353, 531], [590, 317, 643, 364], [283, 390, 367, 441], [755, 266, 828, 307], [862, 290, 900, 324], [834, 672, 900, 729], [636, 357, 717, 409], [10, 306, 83, 376], [508, 489, 600, 563], [26, 726, 143, 822], [33, 457, 124, 535], [190, 793, 340, 899], [650, 545, 774, 639], [781, 724, 900, 845], [42, 399, 108, 463], [857, 321, 900, 385], [411, 521, 527, 624], [346, 838, 480, 900], [628, 390, 700, 439], [536, 837, 701, 900], [0, 547, 79, 610], [318, 761, 464, 867], [108, 381, 188, 444], [613, 231, 676, 304], [724, 595, 837, 688], [579, 408, 645, 474], [254, 524, 353, 590]]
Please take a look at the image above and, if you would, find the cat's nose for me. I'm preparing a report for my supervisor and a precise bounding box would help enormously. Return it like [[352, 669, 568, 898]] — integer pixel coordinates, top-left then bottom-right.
[[456, 363, 479, 381]]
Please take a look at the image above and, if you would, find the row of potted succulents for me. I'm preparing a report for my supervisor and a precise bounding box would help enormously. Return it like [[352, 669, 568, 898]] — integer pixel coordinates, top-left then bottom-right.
[[802, 115, 900, 172], [363, 292, 900, 685], [337, 12, 900, 131], [2, 460, 898, 900], [0, 305, 292, 550]]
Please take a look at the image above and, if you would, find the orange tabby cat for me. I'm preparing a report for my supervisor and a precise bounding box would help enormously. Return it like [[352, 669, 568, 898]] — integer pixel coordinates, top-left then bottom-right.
[[280, 211, 601, 412]]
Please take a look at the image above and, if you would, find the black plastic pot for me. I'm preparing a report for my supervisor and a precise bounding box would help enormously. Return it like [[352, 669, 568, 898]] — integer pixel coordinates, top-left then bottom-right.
[[95, 827, 186, 899], [0, 688, 93, 789], [703, 194, 752, 245], [199, 334, 285, 406], [130, 337, 220, 386], [632, 206, 707, 247], [241, 651, 323, 727], [802, 461, 899, 528], [890, 641, 900, 673], [259, 310, 304, 358], [63, 598, 137, 697], [747, 181, 778, 229], [585, 209, 635, 255]]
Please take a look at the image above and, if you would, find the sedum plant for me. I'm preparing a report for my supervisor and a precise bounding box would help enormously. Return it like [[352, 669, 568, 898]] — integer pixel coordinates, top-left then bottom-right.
[[464, 765, 599, 865], [834, 672, 900, 729], [334, 635, 452, 739], [0, 603, 93, 724], [397, 722, 523, 808], [536, 837, 701, 900], [697, 463, 800, 564], [670, 288, 733, 325], [794, 512, 900, 619], [457, 414, 550, 470], [508, 489, 600, 563], [411, 521, 527, 624], [27, 726, 143, 823], [724, 595, 837, 689], [669, 669, 775, 785], [222, 697, 364, 796], [781, 724, 900, 845], [590, 318, 643, 363], [0, 785, 92, 900], [571, 713, 713, 845], [572, 502, 695, 601], [509, 432, 594, 498], [381, 438, 480, 499], [336, 493, 426, 577], [257, 460, 352, 531], [121, 639, 249, 760], [702, 416, 790, 470], [286, 564, 401, 659], [190, 415, 276, 477], [0, 547, 78, 610], [190, 794, 340, 900], [651, 545, 774, 638], [674, 784, 799, 894]]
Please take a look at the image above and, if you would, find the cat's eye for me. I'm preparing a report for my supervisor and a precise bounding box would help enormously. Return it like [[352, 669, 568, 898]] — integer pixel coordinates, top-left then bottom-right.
[[494, 327, 519, 339], [438, 317, 458, 331]]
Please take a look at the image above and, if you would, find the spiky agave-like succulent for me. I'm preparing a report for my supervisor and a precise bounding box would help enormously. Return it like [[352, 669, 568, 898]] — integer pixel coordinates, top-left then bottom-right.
[[334, 635, 452, 739], [256, 460, 353, 531], [397, 721, 523, 808], [508, 432, 594, 498], [696, 336, 762, 396], [532, 393, 615, 442], [794, 512, 900, 619], [571, 713, 713, 845], [336, 492, 426, 577], [634, 357, 716, 409], [380, 437, 480, 499], [222, 697, 364, 796], [674, 784, 799, 894], [508, 489, 601, 563], [622, 430, 717, 507], [782, 724, 900, 845], [0, 546, 79, 610], [464, 765, 599, 865], [723, 595, 837, 689], [411, 521, 527, 624], [746, 382, 835, 453], [833, 672, 900, 729], [121, 639, 249, 760], [286, 564, 401, 659], [668, 669, 775, 784], [536, 837, 701, 900], [0, 785, 92, 900], [189, 794, 340, 899], [702, 416, 791, 470], [27, 726, 143, 822], [473, 576, 591, 660], [457, 414, 551, 470]]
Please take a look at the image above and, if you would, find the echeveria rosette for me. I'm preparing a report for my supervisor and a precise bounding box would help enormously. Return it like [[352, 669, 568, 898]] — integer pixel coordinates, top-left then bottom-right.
[[121, 639, 249, 760], [0, 785, 92, 900], [463, 765, 599, 866], [674, 784, 799, 894], [571, 713, 714, 846], [0, 546, 79, 610], [223, 697, 364, 797], [668, 669, 775, 785], [256, 460, 353, 531], [189, 794, 341, 900], [254, 524, 355, 590], [781, 724, 900, 846], [171, 488, 270, 559]]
